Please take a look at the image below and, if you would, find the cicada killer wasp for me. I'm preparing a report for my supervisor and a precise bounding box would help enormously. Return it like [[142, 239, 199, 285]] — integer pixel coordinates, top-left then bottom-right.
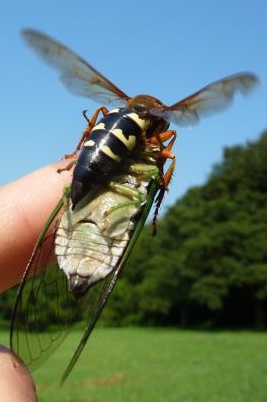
[[10, 29, 259, 383]]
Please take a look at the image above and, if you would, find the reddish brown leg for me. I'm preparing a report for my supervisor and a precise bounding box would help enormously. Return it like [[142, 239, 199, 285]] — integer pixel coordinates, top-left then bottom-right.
[[58, 106, 109, 174], [149, 130, 176, 147], [152, 159, 176, 235], [151, 130, 177, 235], [64, 106, 109, 159], [57, 159, 78, 174]]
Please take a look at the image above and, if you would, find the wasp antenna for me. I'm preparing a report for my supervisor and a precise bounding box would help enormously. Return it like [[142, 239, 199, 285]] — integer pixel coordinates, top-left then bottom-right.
[[82, 110, 89, 122]]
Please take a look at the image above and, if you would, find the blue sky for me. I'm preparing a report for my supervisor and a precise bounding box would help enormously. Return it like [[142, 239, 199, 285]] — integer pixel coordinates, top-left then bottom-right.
[[1, 0, 266, 211]]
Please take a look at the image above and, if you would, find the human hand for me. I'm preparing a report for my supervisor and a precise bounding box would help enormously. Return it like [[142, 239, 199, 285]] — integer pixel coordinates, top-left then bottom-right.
[[0, 161, 72, 293], [0, 162, 72, 400], [0, 345, 37, 402]]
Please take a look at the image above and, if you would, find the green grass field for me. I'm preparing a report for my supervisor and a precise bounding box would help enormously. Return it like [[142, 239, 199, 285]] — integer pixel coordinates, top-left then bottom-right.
[[1, 328, 267, 401]]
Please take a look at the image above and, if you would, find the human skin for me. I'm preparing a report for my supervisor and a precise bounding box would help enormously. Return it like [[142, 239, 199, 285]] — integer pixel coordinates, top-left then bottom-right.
[[0, 161, 73, 401], [0, 161, 72, 293], [0, 345, 37, 402]]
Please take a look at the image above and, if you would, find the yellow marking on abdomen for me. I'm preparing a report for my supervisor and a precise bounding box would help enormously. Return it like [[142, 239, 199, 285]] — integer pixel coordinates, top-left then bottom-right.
[[127, 112, 147, 130], [92, 122, 106, 131], [84, 139, 96, 147], [100, 145, 121, 161], [112, 128, 136, 150]]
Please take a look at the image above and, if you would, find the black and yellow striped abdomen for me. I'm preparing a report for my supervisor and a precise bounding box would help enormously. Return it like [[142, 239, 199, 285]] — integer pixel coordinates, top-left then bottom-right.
[[71, 108, 147, 207]]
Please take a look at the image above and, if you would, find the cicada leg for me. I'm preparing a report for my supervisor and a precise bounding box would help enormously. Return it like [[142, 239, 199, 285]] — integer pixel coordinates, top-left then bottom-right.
[[149, 130, 177, 235], [129, 164, 159, 180], [109, 182, 146, 203], [107, 164, 159, 215]]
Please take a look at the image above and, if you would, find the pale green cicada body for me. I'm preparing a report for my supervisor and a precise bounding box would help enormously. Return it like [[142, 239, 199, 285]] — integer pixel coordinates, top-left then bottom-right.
[[56, 162, 159, 299], [11, 157, 161, 384]]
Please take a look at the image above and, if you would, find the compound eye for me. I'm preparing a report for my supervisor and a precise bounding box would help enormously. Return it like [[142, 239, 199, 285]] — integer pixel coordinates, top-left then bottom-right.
[[134, 104, 146, 112]]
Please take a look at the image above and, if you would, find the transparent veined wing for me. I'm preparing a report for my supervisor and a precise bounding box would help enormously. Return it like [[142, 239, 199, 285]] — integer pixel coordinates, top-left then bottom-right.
[[59, 177, 159, 384], [150, 73, 259, 126], [9, 196, 123, 376], [10, 173, 159, 383], [22, 29, 130, 105], [10, 197, 71, 369]]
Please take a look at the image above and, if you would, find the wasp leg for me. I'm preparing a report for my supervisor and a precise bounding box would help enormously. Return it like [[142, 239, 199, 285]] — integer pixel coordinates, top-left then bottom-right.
[[152, 131, 177, 235], [152, 159, 176, 234], [57, 158, 77, 174], [64, 106, 109, 160], [149, 130, 176, 149]]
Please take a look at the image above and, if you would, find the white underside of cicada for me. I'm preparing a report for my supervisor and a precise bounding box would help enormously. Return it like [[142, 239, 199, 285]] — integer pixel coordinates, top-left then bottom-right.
[[54, 169, 154, 293]]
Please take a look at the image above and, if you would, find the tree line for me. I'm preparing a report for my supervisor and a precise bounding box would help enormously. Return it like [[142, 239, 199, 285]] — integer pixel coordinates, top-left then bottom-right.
[[1, 131, 267, 329], [102, 130, 267, 329]]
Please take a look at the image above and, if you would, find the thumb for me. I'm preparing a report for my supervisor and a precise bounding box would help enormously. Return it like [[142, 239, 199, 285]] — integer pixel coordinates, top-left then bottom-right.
[[0, 345, 37, 402]]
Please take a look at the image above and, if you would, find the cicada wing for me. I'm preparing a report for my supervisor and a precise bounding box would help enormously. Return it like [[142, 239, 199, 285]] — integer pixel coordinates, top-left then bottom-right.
[[150, 72, 259, 126], [10, 198, 82, 370], [60, 269, 120, 384], [22, 29, 130, 106], [60, 178, 160, 384]]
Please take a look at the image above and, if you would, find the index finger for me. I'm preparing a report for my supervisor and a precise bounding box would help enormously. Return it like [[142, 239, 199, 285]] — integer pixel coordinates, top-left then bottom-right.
[[0, 162, 73, 293]]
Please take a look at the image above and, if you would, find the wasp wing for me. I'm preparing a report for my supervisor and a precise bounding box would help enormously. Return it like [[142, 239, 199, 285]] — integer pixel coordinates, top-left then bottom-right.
[[22, 29, 130, 106], [150, 73, 259, 126]]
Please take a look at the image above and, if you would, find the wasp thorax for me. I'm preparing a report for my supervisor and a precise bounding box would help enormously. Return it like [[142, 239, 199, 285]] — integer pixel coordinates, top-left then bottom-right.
[[127, 95, 169, 137], [127, 95, 163, 114]]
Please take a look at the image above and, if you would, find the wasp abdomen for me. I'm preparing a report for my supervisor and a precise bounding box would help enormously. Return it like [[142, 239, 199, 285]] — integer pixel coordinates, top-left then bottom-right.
[[71, 108, 147, 207]]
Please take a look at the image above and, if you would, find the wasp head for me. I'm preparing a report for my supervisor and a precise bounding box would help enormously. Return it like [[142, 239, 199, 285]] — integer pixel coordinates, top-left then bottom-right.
[[127, 95, 170, 138]]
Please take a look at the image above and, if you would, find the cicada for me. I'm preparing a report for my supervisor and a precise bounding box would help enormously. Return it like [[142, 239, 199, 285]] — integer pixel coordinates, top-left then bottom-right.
[[10, 29, 259, 383]]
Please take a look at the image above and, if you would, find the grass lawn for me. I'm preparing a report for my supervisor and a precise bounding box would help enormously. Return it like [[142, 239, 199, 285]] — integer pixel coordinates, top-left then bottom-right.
[[0, 328, 267, 401]]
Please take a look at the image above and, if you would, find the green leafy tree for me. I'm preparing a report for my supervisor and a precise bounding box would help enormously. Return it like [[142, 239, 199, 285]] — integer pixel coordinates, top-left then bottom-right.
[[2, 131, 267, 329], [105, 131, 267, 328]]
